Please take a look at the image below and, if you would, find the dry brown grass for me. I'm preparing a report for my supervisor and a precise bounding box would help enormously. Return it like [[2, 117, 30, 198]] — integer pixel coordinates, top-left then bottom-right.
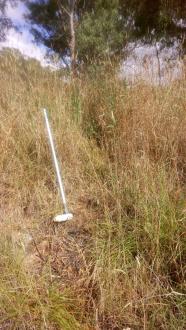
[[0, 50, 185, 329]]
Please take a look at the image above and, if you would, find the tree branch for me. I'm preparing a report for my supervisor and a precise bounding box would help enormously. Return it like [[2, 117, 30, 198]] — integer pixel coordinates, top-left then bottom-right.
[[57, 0, 70, 17]]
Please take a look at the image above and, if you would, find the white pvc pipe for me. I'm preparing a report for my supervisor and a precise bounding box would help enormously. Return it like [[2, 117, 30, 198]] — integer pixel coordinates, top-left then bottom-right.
[[43, 108, 68, 214]]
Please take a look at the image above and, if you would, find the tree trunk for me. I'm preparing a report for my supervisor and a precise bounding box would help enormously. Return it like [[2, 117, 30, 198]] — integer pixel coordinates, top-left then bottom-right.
[[57, 0, 76, 75], [69, 0, 76, 76], [155, 42, 161, 86]]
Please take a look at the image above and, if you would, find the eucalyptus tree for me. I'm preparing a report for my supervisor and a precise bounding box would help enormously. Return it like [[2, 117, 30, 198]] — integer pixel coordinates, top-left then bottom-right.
[[26, 0, 186, 72], [26, 0, 126, 72]]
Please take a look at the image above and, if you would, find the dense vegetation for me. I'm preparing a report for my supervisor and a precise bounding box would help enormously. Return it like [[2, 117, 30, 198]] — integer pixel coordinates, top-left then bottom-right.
[[26, 0, 186, 69], [0, 51, 185, 329]]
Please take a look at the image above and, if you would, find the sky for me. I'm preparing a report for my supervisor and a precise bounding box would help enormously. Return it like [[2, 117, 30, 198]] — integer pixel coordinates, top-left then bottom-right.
[[0, 1, 49, 66]]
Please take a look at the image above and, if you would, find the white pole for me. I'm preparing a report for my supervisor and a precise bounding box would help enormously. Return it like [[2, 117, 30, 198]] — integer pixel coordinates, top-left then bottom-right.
[[43, 108, 68, 214]]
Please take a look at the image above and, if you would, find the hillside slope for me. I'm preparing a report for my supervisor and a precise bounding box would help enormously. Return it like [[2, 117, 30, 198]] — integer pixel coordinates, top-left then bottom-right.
[[0, 50, 186, 329]]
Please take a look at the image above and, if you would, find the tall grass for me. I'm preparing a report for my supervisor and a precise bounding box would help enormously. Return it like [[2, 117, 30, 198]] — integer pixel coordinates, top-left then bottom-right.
[[0, 49, 185, 329]]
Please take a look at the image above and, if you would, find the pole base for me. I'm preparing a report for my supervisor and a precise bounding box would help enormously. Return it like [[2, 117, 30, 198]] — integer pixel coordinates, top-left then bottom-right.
[[53, 213, 73, 222]]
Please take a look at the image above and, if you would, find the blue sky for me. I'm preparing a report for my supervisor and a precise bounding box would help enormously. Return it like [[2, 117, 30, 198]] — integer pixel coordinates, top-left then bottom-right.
[[0, 1, 49, 65]]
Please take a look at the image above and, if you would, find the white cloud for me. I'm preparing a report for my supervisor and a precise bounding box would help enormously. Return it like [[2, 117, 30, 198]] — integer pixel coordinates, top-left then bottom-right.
[[0, 1, 49, 66], [6, 1, 26, 25], [0, 28, 48, 64]]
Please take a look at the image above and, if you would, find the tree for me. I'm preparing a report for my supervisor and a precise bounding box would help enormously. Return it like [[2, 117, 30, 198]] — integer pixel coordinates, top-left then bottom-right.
[[26, 0, 126, 70], [26, 0, 89, 71], [26, 0, 186, 70], [55, 0, 77, 72], [76, 0, 125, 63], [120, 0, 186, 50]]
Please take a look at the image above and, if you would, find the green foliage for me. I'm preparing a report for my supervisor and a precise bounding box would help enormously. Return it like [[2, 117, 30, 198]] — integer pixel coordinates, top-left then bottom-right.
[[77, 6, 124, 62], [25, 0, 186, 67]]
